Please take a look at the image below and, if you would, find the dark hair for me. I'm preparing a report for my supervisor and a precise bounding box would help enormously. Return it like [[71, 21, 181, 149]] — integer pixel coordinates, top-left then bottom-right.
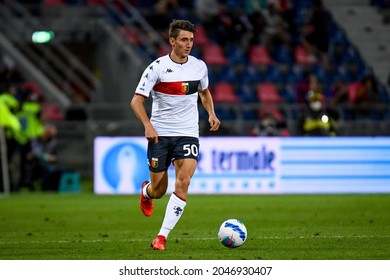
[[168, 20, 196, 39]]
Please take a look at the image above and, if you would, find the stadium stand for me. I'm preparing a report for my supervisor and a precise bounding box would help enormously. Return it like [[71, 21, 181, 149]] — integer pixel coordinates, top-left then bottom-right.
[[1, 0, 390, 181], [2, 1, 389, 122]]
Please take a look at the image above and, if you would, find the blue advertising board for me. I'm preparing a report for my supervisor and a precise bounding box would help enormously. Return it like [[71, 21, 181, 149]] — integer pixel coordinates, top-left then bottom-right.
[[94, 137, 390, 194]]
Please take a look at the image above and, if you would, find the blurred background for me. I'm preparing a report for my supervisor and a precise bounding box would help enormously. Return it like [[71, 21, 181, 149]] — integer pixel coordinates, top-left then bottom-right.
[[0, 0, 389, 192]]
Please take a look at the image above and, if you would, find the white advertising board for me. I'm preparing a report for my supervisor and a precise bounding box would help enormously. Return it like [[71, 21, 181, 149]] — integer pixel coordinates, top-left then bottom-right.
[[94, 137, 390, 194]]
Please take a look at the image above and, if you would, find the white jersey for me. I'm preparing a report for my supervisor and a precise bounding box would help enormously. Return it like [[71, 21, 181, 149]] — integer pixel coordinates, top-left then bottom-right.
[[135, 54, 209, 138]]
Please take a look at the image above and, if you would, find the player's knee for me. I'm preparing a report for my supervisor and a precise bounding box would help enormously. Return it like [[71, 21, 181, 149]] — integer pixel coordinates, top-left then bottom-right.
[[176, 177, 191, 189]]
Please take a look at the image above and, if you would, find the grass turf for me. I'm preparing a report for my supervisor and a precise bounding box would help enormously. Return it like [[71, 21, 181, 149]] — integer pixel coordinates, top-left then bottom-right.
[[0, 193, 389, 260]]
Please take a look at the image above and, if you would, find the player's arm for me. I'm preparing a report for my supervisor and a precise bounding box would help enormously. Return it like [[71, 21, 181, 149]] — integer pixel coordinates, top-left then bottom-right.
[[198, 87, 221, 131], [130, 94, 158, 143]]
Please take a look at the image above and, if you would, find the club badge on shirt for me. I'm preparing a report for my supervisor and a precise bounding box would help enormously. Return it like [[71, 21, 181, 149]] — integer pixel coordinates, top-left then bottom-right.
[[182, 82, 189, 94]]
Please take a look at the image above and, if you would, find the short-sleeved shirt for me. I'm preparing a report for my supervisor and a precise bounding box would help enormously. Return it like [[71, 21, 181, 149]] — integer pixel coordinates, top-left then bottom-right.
[[134, 54, 209, 138]]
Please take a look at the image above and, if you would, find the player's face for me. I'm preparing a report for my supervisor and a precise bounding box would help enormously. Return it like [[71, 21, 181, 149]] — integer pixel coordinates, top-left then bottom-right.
[[170, 30, 193, 62]]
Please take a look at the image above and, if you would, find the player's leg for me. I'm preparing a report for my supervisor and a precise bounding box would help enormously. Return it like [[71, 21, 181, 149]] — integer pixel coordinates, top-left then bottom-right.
[[140, 171, 169, 217], [148, 171, 169, 198], [150, 137, 199, 250], [152, 158, 197, 250], [172, 158, 197, 199], [152, 137, 199, 250], [140, 138, 170, 216]]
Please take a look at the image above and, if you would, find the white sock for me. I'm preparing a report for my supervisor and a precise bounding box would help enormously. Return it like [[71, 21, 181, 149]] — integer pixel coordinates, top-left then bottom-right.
[[142, 182, 151, 198], [158, 192, 186, 239]]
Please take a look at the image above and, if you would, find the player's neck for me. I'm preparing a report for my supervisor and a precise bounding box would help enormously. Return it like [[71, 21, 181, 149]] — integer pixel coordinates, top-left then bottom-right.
[[170, 51, 188, 64]]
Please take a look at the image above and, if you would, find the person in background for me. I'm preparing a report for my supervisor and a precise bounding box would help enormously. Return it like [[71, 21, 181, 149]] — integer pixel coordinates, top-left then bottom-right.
[[351, 74, 381, 119], [300, 0, 331, 63], [0, 87, 22, 191], [0, 88, 21, 192], [297, 90, 337, 136], [12, 86, 44, 191], [249, 111, 290, 136], [131, 19, 220, 251], [261, 2, 291, 49], [296, 70, 323, 104], [27, 123, 62, 192]]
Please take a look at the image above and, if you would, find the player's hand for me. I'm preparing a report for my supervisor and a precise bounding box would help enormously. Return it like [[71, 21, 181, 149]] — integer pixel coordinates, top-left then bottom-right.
[[209, 115, 221, 131], [145, 125, 158, 143]]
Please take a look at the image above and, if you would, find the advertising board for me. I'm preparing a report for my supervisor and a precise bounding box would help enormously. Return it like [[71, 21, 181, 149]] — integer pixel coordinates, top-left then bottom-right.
[[94, 137, 390, 194]]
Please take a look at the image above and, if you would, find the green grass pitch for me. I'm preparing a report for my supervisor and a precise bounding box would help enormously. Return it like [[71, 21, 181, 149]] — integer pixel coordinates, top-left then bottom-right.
[[1, 193, 389, 260]]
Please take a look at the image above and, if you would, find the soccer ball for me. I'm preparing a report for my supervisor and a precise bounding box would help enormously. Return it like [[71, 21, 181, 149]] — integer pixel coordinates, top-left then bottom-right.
[[218, 219, 247, 248]]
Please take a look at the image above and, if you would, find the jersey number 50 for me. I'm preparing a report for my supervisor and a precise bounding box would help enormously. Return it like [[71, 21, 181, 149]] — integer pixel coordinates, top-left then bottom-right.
[[183, 144, 198, 157]]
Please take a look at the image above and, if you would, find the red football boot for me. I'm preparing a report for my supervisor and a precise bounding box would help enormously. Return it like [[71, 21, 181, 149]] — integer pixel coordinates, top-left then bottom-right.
[[151, 235, 166, 251], [140, 181, 153, 217]]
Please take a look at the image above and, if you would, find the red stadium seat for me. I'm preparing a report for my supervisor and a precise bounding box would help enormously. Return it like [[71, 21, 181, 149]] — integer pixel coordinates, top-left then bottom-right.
[[212, 82, 239, 103], [119, 26, 141, 46], [202, 44, 228, 65], [42, 102, 65, 121], [294, 45, 318, 65], [257, 82, 285, 121], [194, 25, 210, 47], [347, 82, 361, 103], [158, 44, 171, 57], [257, 82, 282, 103], [258, 106, 285, 122], [249, 44, 273, 65]]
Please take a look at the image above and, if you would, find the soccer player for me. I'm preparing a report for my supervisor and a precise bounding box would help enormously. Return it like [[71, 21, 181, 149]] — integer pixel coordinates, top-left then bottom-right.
[[130, 19, 221, 250]]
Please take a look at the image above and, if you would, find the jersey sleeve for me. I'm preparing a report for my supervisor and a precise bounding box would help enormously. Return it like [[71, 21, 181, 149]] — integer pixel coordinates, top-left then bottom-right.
[[134, 61, 159, 97], [198, 60, 209, 91]]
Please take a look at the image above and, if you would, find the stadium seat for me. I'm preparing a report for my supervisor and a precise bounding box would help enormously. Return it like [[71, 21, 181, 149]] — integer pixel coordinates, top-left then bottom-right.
[[42, 102, 65, 121], [208, 64, 224, 83], [202, 44, 228, 65], [242, 64, 260, 84], [241, 107, 258, 120], [258, 106, 285, 122], [249, 44, 273, 65], [347, 82, 361, 103], [158, 44, 171, 57], [273, 44, 294, 64], [214, 106, 236, 120], [226, 44, 248, 64], [257, 82, 282, 103], [256, 83, 285, 121], [263, 64, 283, 84], [119, 26, 141, 46], [212, 82, 239, 103], [237, 84, 258, 103], [294, 45, 318, 66], [280, 83, 298, 103], [194, 25, 210, 47]]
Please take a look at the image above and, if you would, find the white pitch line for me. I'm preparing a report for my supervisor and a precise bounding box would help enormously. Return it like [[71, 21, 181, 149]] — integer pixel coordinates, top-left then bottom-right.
[[0, 235, 389, 245]]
